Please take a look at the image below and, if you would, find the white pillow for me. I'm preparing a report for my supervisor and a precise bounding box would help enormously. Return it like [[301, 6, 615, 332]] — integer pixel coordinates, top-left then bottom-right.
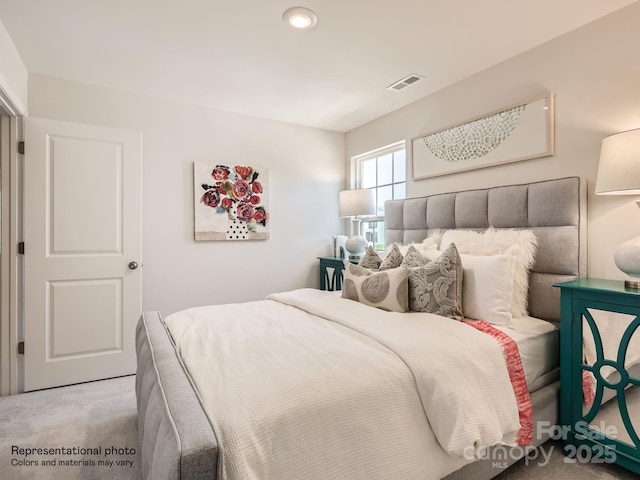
[[416, 229, 443, 252], [440, 227, 537, 317], [423, 246, 518, 326], [380, 230, 442, 259]]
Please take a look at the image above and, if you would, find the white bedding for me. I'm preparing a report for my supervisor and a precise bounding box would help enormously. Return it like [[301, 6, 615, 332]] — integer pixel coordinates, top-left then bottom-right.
[[165, 288, 529, 480], [328, 291, 560, 392], [494, 316, 559, 392]]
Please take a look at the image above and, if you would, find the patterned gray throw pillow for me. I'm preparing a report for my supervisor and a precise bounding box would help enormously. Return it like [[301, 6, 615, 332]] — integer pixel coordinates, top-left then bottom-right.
[[401, 244, 431, 268], [406, 243, 464, 320], [358, 246, 382, 270], [341, 262, 409, 312], [379, 244, 404, 270]]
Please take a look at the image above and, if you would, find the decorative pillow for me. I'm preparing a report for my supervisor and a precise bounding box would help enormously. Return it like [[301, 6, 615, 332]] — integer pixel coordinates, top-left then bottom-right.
[[379, 244, 404, 270], [381, 231, 443, 260], [406, 243, 464, 320], [418, 229, 443, 252], [381, 243, 410, 259], [358, 246, 382, 270], [341, 262, 409, 312], [423, 245, 518, 326], [440, 227, 537, 317], [401, 244, 431, 268]]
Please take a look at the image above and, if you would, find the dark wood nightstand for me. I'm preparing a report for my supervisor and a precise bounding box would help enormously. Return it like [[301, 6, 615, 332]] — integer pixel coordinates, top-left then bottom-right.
[[317, 257, 359, 291], [555, 278, 640, 473]]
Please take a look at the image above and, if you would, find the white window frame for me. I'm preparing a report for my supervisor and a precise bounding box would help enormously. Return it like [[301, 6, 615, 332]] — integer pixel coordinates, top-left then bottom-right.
[[351, 140, 406, 249]]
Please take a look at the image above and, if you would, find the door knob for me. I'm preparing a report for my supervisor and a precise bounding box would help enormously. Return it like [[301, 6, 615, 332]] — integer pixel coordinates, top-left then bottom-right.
[[128, 261, 139, 270]]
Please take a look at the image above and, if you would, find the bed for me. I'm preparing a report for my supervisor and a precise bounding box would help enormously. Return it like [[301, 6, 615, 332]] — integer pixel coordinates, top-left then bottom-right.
[[136, 176, 587, 480]]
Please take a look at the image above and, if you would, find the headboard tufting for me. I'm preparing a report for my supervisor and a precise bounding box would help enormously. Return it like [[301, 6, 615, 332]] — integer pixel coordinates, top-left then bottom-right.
[[384, 177, 587, 322]]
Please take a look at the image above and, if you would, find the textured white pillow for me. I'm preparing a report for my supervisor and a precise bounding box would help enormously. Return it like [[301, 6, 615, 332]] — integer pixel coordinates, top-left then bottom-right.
[[440, 227, 537, 317], [380, 230, 442, 261], [423, 246, 518, 326], [416, 229, 443, 252]]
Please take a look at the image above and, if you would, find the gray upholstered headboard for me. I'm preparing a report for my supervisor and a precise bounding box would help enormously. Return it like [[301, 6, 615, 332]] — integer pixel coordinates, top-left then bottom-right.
[[384, 176, 587, 322]]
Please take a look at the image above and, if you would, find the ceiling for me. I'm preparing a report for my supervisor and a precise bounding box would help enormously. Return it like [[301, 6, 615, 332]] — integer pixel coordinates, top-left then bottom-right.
[[0, 0, 636, 132]]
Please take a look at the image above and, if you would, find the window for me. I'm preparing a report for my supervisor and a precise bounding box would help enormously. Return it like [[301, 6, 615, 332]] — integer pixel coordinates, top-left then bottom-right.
[[353, 141, 406, 250]]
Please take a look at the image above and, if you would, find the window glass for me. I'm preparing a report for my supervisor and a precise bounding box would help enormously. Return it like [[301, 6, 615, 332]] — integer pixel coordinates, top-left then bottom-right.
[[394, 150, 406, 182], [353, 141, 406, 250], [361, 158, 377, 189], [393, 182, 406, 200], [377, 153, 393, 186], [376, 185, 393, 217], [362, 220, 385, 251]]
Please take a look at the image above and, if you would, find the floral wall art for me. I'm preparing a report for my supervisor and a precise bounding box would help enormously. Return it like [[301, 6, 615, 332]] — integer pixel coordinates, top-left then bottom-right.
[[194, 162, 269, 241]]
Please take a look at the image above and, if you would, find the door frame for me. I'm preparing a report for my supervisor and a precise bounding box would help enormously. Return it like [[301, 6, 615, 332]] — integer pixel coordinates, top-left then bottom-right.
[[0, 83, 24, 395]]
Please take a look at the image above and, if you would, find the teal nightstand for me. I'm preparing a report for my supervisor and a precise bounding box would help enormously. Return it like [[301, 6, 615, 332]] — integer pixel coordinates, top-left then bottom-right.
[[555, 278, 640, 473], [317, 257, 359, 291]]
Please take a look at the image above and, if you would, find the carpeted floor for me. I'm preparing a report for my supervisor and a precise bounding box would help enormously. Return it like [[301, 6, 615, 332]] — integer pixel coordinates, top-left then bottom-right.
[[0, 375, 139, 480], [0, 376, 637, 479], [493, 438, 637, 480]]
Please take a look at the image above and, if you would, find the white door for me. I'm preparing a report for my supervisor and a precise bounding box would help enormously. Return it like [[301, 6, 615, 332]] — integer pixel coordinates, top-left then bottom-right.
[[24, 118, 141, 391]]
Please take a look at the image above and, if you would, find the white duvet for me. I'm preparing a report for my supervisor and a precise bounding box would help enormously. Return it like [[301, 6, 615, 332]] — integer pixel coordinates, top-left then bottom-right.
[[165, 288, 523, 480]]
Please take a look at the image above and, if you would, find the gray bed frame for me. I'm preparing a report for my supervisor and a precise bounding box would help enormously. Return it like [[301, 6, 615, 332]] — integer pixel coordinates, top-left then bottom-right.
[[385, 176, 587, 479], [136, 176, 587, 480]]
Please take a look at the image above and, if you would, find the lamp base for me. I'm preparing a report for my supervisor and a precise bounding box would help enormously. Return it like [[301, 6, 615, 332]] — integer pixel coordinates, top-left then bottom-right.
[[614, 232, 640, 289], [345, 218, 368, 259], [345, 234, 367, 259], [624, 279, 640, 289]]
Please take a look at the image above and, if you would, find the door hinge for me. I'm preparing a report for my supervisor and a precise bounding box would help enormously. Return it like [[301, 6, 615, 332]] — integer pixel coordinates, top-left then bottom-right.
[[18, 242, 24, 255], [18, 141, 24, 155], [18, 342, 24, 355]]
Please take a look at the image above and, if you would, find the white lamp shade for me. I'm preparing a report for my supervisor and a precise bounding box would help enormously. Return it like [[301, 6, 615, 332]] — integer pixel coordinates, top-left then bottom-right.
[[595, 129, 640, 288], [339, 189, 375, 218], [595, 129, 640, 195]]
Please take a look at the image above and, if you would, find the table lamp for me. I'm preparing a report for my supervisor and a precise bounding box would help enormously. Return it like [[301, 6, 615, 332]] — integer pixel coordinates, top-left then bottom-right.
[[339, 189, 375, 259], [595, 128, 640, 288]]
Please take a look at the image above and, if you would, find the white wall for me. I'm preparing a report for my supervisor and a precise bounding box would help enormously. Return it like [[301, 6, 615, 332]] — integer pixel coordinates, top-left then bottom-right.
[[17, 2, 640, 314], [346, 2, 640, 281], [28, 74, 345, 315], [0, 18, 27, 114]]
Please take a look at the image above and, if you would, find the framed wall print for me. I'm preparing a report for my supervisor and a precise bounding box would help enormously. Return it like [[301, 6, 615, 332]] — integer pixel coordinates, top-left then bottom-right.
[[194, 162, 269, 241], [411, 94, 554, 179]]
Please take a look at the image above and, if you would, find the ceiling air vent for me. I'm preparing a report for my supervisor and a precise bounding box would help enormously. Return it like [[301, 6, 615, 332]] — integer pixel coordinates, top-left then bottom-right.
[[387, 74, 424, 91]]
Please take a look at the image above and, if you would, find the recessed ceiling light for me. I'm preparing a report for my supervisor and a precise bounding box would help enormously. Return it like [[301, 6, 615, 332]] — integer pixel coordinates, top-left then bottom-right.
[[283, 7, 318, 30]]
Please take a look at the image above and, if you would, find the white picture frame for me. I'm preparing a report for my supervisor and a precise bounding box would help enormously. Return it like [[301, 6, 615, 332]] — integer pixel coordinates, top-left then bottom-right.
[[411, 94, 554, 179]]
